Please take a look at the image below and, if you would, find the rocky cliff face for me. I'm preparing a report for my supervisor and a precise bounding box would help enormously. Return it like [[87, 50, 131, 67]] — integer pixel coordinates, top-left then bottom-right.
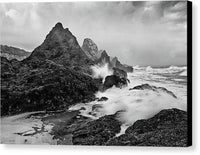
[[96, 50, 111, 65], [26, 23, 93, 74], [0, 45, 30, 61], [82, 38, 102, 60]]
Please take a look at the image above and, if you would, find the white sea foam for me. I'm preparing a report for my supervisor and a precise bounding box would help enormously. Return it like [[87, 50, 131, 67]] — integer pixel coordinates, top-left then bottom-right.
[[91, 63, 113, 81], [95, 85, 186, 125], [70, 67, 187, 127], [146, 66, 153, 71], [143, 65, 187, 74]]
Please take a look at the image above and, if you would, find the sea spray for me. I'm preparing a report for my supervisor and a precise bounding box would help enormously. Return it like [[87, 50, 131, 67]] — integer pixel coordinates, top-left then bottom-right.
[[95, 85, 186, 125], [91, 63, 113, 81]]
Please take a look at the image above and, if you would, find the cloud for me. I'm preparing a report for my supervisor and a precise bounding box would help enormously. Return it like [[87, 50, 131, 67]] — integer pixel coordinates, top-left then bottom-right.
[[0, 1, 187, 66]]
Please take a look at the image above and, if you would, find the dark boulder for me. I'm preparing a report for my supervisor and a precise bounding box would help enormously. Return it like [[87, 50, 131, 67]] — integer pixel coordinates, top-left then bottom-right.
[[97, 97, 108, 102], [113, 67, 127, 79], [103, 75, 128, 90], [106, 108, 188, 146], [72, 114, 121, 145], [130, 84, 177, 98]]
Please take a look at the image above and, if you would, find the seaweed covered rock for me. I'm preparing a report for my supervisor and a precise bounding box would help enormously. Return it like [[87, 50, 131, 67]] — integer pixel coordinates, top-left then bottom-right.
[[72, 114, 121, 145], [106, 108, 187, 146], [1, 59, 99, 116]]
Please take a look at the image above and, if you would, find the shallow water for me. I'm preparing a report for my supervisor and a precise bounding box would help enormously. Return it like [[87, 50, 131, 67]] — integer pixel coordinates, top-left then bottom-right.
[[1, 112, 57, 144]]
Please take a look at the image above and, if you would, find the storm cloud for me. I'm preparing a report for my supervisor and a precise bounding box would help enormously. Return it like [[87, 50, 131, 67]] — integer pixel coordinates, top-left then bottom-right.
[[0, 1, 187, 66]]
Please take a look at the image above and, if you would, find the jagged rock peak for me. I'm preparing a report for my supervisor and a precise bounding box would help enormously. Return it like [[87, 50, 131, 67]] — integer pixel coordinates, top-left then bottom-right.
[[82, 38, 102, 60], [97, 50, 111, 65], [34, 22, 80, 51], [112, 57, 118, 61], [51, 22, 70, 33], [27, 22, 88, 66], [83, 38, 97, 46], [82, 38, 98, 52], [101, 50, 109, 57], [53, 22, 64, 30]]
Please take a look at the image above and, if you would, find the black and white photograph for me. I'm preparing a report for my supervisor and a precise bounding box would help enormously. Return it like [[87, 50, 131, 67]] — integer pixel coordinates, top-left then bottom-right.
[[0, 1, 192, 147]]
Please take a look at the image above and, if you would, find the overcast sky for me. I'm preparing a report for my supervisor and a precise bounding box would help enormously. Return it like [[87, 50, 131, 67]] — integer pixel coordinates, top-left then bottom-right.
[[0, 1, 187, 67]]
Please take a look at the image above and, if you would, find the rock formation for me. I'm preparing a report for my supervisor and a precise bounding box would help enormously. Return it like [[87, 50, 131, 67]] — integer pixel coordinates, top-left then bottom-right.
[[25, 22, 93, 75], [106, 109, 187, 146], [69, 108, 187, 146], [82, 38, 102, 60], [111, 56, 133, 73], [130, 84, 177, 98], [113, 67, 127, 79], [72, 114, 121, 145], [103, 75, 128, 90], [81, 38, 133, 73]]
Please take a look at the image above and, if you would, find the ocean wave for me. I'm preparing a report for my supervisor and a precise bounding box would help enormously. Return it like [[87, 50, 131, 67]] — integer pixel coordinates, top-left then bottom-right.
[[179, 70, 187, 76], [168, 65, 187, 70], [145, 66, 153, 71]]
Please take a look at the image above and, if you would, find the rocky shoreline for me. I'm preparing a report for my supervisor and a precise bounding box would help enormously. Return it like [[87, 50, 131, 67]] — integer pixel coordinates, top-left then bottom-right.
[[1, 107, 187, 146]]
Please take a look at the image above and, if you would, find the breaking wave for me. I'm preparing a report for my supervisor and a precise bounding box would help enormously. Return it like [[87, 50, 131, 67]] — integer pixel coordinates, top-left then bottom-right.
[[179, 70, 187, 76], [91, 63, 113, 81]]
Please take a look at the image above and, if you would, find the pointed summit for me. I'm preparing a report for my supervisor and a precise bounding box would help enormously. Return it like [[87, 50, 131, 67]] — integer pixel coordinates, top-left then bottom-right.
[[54, 22, 64, 29], [111, 57, 118, 67], [97, 50, 111, 65], [27, 22, 89, 68], [82, 38, 102, 60]]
